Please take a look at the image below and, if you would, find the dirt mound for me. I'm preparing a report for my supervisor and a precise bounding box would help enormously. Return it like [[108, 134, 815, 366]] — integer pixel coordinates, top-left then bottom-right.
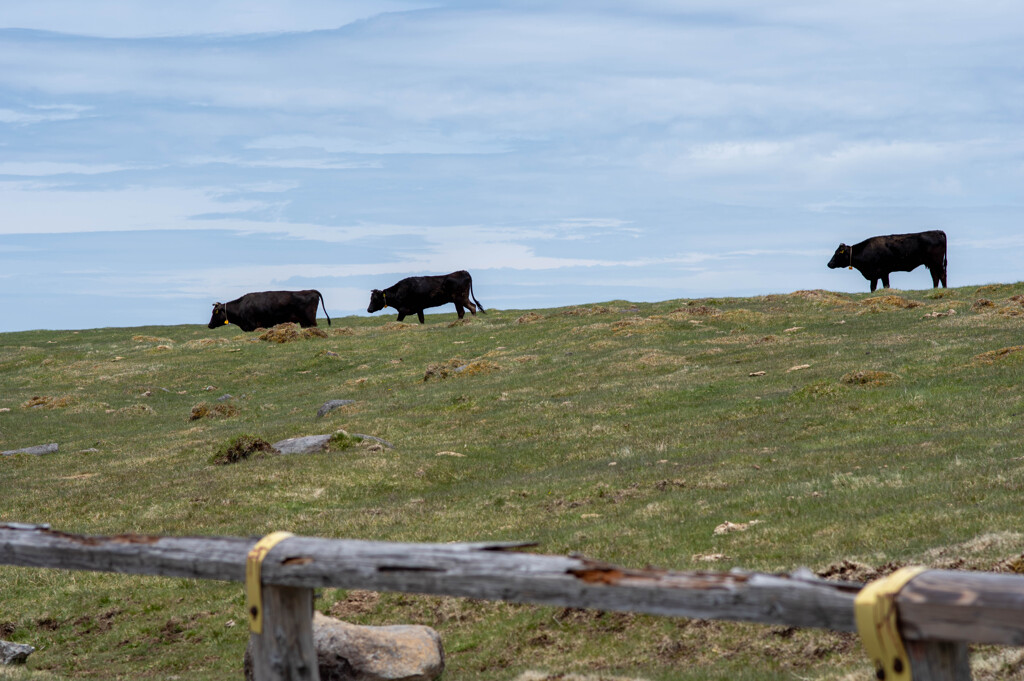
[[182, 338, 232, 349], [423, 359, 500, 381], [841, 370, 899, 386], [974, 345, 1024, 365], [21, 395, 75, 409], [258, 323, 327, 343], [188, 402, 239, 421], [211, 434, 276, 465], [382, 321, 414, 331], [516, 312, 543, 324], [561, 306, 611, 317], [672, 303, 721, 316], [816, 560, 903, 583], [860, 295, 922, 310], [789, 290, 852, 305]]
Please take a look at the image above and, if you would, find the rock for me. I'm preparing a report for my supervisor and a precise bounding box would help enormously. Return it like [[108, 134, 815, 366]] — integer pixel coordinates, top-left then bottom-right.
[[216, 393, 233, 402], [272, 435, 332, 455], [350, 434, 394, 450], [0, 640, 35, 665], [317, 399, 355, 418], [1, 443, 58, 457], [245, 613, 443, 681]]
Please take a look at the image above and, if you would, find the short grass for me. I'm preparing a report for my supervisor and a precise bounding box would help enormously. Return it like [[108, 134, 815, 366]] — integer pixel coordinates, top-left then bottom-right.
[[3, 285, 1024, 680]]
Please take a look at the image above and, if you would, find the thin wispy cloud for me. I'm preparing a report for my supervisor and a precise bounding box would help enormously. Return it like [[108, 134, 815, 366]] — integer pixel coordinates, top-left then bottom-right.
[[0, 0, 1022, 331]]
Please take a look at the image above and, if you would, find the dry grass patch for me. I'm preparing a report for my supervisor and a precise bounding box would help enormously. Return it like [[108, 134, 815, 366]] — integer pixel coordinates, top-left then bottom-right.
[[516, 312, 544, 324], [257, 323, 328, 343], [115, 403, 155, 417], [840, 370, 899, 386], [181, 338, 232, 349], [561, 306, 611, 316], [21, 395, 76, 409], [382, 321, 415, 331], [132, 335, 173, 344], [859, 295, 922, 311], [974, 345, 1024, 365], [423, 358, 501, 381], [788, 289, 854, 306], [188, 402, 239, 420], [210, 434, 276, 465]]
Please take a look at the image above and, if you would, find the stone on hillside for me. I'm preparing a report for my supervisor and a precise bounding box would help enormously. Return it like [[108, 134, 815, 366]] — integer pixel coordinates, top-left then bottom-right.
[[244, 613, 443, 681], [317, 399, 355, 418], [272, 435, 332, 455], [1, 443, 58, 457], [311, 612, 444, 681], [0, 640, 35, 665]]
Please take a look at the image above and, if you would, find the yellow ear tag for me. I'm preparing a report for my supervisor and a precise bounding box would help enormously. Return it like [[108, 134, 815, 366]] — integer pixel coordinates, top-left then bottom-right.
[[848, 266, 853, 270], [224, 319, 229, 324]]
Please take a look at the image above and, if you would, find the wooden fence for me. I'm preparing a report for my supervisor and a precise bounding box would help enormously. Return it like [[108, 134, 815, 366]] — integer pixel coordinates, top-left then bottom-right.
[[2, 523, 1023, 680]]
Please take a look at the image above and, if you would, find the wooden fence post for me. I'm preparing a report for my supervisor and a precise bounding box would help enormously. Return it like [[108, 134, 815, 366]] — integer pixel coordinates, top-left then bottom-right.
[[247, 585, 320, 681], [905, 641, 971, 681]]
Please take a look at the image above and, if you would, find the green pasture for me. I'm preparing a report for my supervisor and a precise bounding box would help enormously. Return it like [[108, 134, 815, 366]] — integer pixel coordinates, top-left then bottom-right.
[[2, 285, 1024, 680]]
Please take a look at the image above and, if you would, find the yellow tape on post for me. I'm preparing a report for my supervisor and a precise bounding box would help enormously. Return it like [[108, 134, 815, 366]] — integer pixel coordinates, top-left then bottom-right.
[[246, 531, 294, 634], [854, 566, 928, 681]]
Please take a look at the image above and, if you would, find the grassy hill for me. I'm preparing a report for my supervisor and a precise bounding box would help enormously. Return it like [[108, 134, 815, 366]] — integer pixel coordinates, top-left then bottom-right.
[[3, 284, 1024, 680]]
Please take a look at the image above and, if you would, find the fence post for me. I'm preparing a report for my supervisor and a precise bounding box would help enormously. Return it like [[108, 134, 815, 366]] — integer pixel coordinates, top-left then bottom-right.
[[247, 585, 320, 681], [904, 641, 971, 681]]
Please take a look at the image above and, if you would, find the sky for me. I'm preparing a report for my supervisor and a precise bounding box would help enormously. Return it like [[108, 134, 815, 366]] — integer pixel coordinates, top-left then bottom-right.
[[1, 1, 1022, 332]]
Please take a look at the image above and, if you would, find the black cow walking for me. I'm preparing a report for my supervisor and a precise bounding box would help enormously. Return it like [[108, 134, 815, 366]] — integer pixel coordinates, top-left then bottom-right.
[[208, 290, 330, 332], [827, 230, 947, 292], [367, 270, 485, 324]]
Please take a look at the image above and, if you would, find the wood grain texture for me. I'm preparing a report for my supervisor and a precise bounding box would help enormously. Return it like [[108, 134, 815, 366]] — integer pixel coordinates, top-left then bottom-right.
[[248, 586, 320, 681]]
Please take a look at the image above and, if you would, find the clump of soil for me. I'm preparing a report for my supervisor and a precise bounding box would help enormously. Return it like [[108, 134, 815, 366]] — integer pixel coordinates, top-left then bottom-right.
[[841, 370, 899, 386], [673, 304, 721, 316], [516, 312, 543, 324], [860, 295, 922, 310], [21, 395, 75, 409], [974, 345, 1024, 365], [117, 404, 155, 416], [816, 560, 903, 583], [258, 323, 327, 343], [189, 402, 239, 421], [788, 290, 853, 305], [423, 359, 500, 381], [972, 298, 995, 311], [382, 321, 414, 331], [132, 335, 173, 344], [211, 434, 276, 465], [561, 306, 611, 316], [328, 590, 380, 618]]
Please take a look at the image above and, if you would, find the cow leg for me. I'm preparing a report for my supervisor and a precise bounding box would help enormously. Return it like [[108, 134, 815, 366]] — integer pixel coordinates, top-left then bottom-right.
[[465, 299, 477, 315], [455, 303, 465, 319], [870, 279, 878, 292], [929, 267, 942, 288], [417, 310, 425, 324], [881, 274, 890, 289], [396, 313, 406, 322]]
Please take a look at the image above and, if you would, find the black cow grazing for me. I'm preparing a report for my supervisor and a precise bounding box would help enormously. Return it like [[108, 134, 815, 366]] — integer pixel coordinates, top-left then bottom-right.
[[208, 290, 330, 332], [367, 270, 485, 324], [827, 230, 947, 292]]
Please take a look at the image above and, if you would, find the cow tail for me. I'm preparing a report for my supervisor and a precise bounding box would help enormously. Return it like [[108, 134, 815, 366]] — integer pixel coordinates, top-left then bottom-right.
[[470, 279, 485, 314], [318, 290, 331, 326]]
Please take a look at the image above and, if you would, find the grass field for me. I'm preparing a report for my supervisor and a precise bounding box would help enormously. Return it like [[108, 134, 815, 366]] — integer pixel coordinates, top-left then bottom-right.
[[3, 284, 1024, 680]]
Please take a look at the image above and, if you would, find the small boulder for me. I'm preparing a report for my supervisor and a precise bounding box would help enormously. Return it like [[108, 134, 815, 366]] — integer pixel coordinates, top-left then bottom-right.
[[317, 400, 355, 418], [272, 435, 333, 455], [1, 443, 58, 457], [245, 613, 443, 681], [0, 640, 35, 665]]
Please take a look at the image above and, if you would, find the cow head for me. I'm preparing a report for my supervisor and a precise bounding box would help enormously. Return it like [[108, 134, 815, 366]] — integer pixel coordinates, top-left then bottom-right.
[[827, 244, 852, 269], [367, 289, 387, 313], [208, 302, 228, 328]]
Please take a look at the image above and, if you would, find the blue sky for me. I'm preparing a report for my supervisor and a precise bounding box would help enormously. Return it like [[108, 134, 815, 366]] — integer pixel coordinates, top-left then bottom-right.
[[1, 1, 1022, 332]]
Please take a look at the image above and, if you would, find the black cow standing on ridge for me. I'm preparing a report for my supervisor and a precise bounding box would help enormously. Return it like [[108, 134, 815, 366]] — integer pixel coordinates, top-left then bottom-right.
[[367, 271, 485, 324], [827, 230, 947, 292], [208, 290, 330, 332]]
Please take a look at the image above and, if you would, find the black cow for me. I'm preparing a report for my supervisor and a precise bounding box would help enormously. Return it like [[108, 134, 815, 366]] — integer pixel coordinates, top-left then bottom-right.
[[367, 270, 485, 324], [827, 230, 947, 292], [208, 290, 330, 332]]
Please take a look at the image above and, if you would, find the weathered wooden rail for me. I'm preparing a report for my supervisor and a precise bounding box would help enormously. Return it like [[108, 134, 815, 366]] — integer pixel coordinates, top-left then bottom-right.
[[2, 523, 1023, 680]]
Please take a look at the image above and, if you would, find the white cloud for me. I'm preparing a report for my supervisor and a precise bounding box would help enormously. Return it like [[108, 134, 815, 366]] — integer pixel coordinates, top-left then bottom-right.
[[0, 1, 434, 38]]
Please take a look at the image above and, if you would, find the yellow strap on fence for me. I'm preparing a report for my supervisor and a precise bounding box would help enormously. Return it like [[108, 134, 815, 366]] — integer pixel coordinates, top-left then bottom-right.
[[854, 566, 928, 681], [245, 531, 294, 634]]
